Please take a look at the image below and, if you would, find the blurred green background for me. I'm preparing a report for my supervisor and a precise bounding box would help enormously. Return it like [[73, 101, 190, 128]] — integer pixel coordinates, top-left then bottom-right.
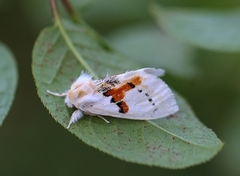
[[1, 0, 240, 175]]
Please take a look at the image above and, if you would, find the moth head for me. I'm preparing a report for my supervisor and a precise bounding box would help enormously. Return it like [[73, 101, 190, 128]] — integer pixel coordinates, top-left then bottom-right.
[[64, 73, 94, 108]]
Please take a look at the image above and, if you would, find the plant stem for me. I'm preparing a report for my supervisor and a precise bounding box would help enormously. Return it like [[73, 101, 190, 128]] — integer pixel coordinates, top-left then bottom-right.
[[49, 0, 58, 23], [61, 0, 81, 23], [49, 0, 99, 79]]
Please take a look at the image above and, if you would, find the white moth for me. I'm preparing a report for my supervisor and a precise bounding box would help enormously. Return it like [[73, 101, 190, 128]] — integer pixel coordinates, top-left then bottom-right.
[[47, 68, 179, 129]]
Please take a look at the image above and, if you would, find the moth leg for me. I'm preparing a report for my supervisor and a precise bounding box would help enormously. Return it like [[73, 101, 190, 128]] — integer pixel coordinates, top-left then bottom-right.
[[98, 115, 110, 124], [47, 90, 67, 97], [67, 109, 83, 129]]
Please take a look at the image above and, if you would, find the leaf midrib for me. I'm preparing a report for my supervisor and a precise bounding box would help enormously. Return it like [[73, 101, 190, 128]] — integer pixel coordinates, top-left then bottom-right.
[[147, 120, 219, 148], [55, 16, 99, 79]]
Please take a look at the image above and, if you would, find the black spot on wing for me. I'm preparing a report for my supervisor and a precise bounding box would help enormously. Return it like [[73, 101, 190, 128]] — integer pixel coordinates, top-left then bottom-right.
[[110, 97, 116, 103], [116, 101, 128, 113], [127, 82, 135, 88], [99, 86, 111, 93], [103, 92, 110, 97], [97, 76, 120, 93], [116, 102, 124, 113], [106, 76, 120, 86]]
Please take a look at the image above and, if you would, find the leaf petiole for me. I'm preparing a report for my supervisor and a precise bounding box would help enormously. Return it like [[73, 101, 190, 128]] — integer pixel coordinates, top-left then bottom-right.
[[49, 0, 99, 79]]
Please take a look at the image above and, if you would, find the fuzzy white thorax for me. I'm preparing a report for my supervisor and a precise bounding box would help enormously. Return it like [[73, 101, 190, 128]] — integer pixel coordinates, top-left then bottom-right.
[[64, 72, 94, 108]]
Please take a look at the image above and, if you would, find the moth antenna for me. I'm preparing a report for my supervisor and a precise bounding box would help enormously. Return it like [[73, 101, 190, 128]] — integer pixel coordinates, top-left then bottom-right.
[[47, 90, 67, 97]]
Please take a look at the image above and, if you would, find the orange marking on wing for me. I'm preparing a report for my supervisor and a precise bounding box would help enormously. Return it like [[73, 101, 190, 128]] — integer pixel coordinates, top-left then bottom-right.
[[104, 76, 142, 102], [117, 101, 129, 113], [121, 101, 129, 113], [130, 76, 141, 85]]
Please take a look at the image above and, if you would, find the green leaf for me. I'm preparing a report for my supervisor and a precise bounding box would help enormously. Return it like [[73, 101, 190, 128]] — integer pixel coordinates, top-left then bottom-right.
[[0, 43, 18, 126], [32, 18, 223, 168], [107, 22, 198, 78], [150, 4, 240, 52]]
